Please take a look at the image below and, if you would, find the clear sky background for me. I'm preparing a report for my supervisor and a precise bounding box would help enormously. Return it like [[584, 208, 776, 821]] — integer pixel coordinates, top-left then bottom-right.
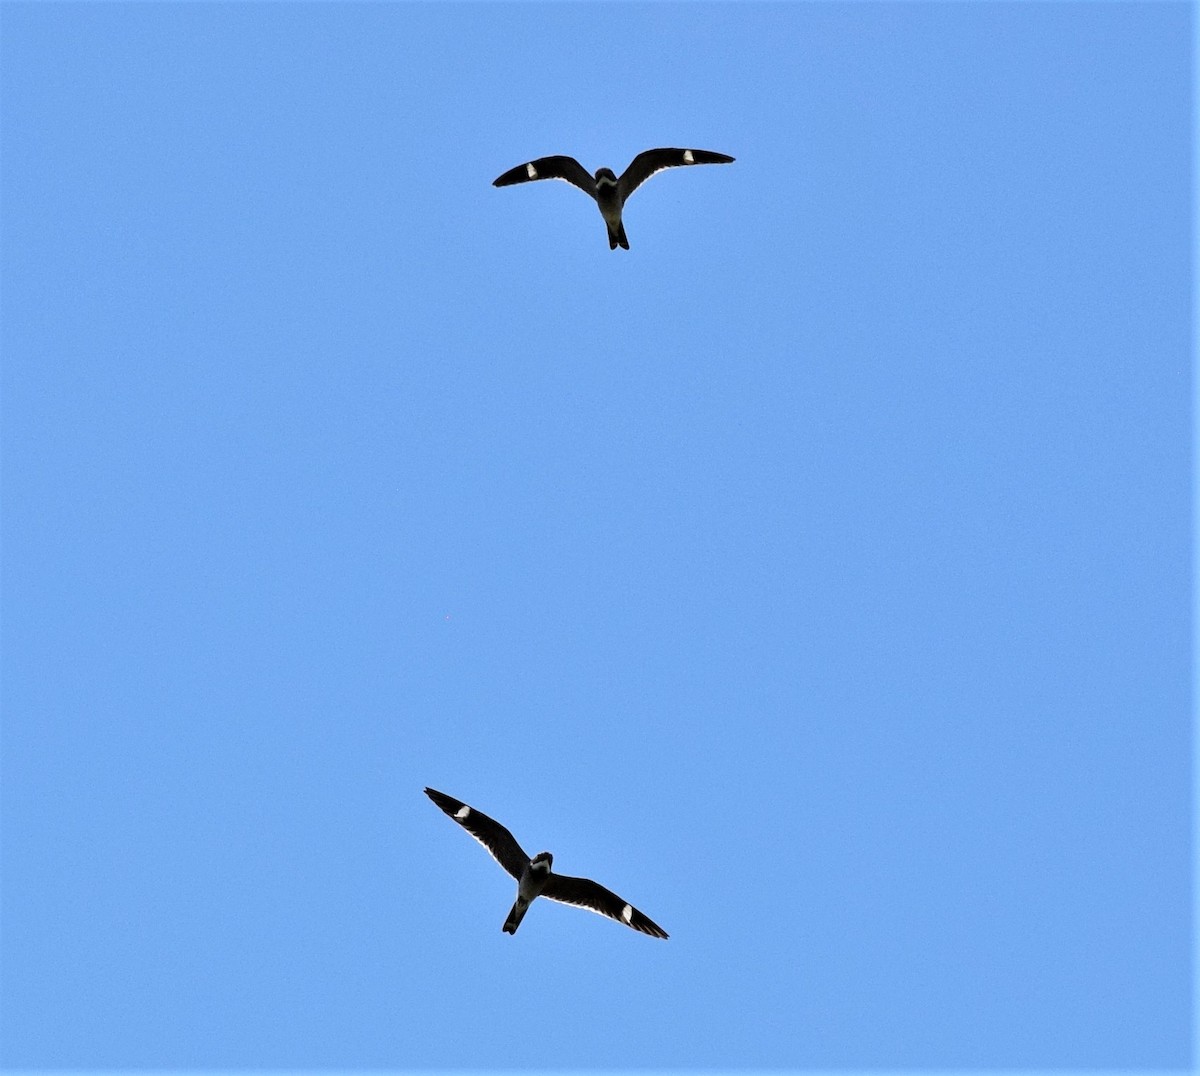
[[0, 2, 1191, 1071]]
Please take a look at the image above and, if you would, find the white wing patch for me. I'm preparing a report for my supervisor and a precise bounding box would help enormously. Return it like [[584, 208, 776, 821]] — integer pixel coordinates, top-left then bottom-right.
[[525, 162, 538, 179], [683, 150, 695, 164], [621, 903, 634, 924], [454, 805, 470, 820]]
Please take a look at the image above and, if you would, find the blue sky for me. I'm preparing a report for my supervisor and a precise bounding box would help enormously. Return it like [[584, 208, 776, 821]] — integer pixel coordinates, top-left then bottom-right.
[[0, 1, 1191, 1071]]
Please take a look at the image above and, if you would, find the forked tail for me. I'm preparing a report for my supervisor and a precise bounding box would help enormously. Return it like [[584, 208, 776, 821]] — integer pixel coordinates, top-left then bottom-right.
[[502, 897, 529, 934]]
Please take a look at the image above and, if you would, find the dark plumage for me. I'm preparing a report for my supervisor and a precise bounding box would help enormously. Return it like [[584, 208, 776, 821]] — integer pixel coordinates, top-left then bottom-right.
[[493, 147, 734, 249], [424, 787, 668, 938]]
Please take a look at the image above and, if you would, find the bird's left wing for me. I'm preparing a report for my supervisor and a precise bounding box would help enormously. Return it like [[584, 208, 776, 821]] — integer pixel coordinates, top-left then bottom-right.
[[492, 156, 596, 198], [541, 872, 669, 939], [618, 148, 734, 203], [424, 788, 530, 881]]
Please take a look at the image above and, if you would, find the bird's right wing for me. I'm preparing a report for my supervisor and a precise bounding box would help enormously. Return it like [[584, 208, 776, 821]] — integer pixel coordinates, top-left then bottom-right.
[[424, 788, 529, 881], [492, 156, 596, 198], [541, 872, 669, 939], [618, 148, 735, 203]]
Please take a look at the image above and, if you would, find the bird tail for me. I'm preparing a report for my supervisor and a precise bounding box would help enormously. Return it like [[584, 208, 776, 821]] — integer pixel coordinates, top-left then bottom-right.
[[607, 221, 629, 250], [502, 897, 529, 934]]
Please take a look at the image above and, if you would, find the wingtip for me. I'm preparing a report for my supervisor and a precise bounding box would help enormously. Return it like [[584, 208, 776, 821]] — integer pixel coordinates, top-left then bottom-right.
[[638, 914, 669, 939]]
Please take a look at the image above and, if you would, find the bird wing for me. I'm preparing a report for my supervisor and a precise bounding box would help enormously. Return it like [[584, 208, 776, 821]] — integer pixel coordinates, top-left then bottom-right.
[[541, 872, 669, 939], [492, 156, 597, 199], [424, 787, 529, 881], [617, 148, 735, 203]]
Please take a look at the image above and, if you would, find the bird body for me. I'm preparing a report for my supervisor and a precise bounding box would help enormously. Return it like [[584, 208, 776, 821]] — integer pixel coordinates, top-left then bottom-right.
[[424, 787, 668, 939], [502, 850, 553, 934], [492, 147, 734, 249], [592, 167, 627, 249]]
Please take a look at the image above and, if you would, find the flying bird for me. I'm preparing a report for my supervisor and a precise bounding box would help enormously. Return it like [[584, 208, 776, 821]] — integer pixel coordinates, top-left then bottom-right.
[[492, 147, 735, 250], [423, 787, 668, 938]]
